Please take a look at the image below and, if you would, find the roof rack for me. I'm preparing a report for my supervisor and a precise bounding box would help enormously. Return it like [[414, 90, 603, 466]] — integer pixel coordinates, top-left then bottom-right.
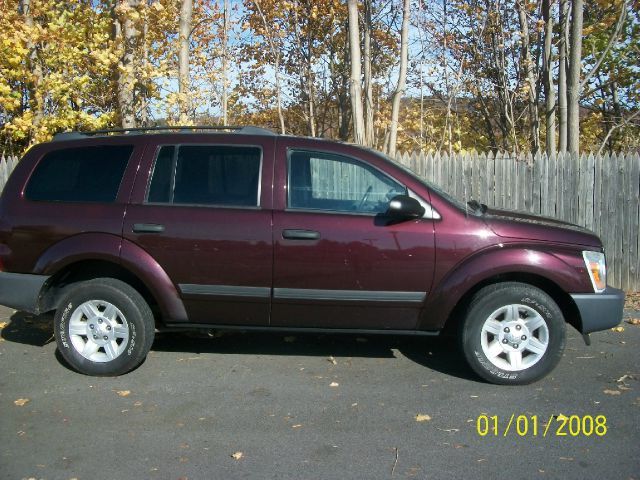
[[52, 125, 276, 141]]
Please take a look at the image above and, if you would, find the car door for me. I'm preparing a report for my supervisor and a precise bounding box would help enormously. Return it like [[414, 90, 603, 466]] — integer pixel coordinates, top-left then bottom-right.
[[123, 135, 274, 326], [271, 139, 436, 330]]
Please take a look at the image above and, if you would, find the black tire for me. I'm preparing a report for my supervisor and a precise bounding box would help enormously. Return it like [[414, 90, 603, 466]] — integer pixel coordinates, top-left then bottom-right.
[[460, 282, 566, 385], [54, 278, 155, 376]]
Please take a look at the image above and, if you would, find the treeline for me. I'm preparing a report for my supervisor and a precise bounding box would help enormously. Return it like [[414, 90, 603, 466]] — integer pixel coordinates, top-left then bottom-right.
[[1, 0, 638, 155]]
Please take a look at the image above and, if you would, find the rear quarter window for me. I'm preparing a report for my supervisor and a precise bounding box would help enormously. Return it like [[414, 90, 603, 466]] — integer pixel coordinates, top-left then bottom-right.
[[25, 145, 133, 202]]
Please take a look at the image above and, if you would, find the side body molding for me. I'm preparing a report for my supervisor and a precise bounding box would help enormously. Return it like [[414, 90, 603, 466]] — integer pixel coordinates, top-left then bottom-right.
[[33, 233, 188, 323]]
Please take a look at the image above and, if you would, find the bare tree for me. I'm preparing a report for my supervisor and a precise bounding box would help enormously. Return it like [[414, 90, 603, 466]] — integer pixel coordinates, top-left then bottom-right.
[[542, 0, 556, 154], [558, 0, 568, 151], [362, 0, 374, 146], [515, 0, 540, 154], [567, 0, 582, 154], [387, 0, 410, 158]]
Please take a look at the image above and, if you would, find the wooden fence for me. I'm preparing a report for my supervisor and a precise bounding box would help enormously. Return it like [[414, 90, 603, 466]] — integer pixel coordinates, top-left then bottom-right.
[[395, 151, 640, 291], [1, 151, 639, 290]]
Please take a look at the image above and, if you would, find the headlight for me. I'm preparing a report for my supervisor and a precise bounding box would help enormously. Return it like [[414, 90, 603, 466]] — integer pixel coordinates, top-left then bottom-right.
[[582, 251, 606, 293]]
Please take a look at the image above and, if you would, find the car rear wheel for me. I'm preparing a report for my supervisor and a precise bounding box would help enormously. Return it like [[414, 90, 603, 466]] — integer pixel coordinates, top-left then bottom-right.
[[460, 282, 566, 385], [54, 278, 155, 376]]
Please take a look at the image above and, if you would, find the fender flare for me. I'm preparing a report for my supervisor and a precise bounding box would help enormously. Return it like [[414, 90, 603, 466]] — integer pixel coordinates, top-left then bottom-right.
[[34, 233, 187, 322], [419, 246, 585, 330]]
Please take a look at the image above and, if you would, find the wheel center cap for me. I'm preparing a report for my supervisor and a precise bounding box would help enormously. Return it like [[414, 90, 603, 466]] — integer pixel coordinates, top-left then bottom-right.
[[499, 322, 530, 349]]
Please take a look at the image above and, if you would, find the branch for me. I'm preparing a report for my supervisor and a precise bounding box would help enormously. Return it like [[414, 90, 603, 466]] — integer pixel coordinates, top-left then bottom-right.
[[596, 109, 640, 155], [580, 0, 627, 90]]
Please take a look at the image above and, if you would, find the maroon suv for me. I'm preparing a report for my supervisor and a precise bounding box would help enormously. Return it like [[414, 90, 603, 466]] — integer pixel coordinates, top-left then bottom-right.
[[0, 127, 624, 384]]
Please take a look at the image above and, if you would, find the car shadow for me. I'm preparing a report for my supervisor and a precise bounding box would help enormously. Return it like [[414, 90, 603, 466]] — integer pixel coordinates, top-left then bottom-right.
[[1, 311, 480, 382]]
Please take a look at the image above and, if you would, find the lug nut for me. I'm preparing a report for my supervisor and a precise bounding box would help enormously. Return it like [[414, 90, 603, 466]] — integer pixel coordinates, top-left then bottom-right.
[[103, 335, 108, 340], [521, 335, 527, 340], [107, 326, 112, 331], [93, 335, 98, 339], [502, 339, 508, 344], [98, 319, 103, 324], [504, 327, 510, 333], [515, 325, 521, 330], [89, 324, 94, 330], [513, 343, 519, 348]]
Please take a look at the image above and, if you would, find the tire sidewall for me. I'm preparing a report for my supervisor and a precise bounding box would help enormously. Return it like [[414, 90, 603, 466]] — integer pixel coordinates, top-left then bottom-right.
[[54, 282, 148, 376], [463, 285, 566, 385]]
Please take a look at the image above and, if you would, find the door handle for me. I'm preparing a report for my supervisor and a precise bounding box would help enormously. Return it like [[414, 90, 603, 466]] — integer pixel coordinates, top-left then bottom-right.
[[132, 223, 165, 233], [282, 229, 320, 240]]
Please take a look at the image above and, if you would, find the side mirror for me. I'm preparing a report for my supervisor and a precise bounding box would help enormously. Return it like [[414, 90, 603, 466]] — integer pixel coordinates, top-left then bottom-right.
[[386, 195, 425, 220]]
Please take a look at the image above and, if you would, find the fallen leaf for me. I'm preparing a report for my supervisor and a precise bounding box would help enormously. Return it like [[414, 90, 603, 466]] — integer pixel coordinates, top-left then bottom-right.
[[14, 398, 30, 406], [617, 374, 631, 383], [626, 318, 640, 326], [231, 451, 243, 460], [0, 322, 7, 329], [611, 326, 625, 332], [415, 414, 432, 422], [292, 424, 302, 428], [116, 390, 131, 397], [133, 401, 143, 407], [328, 356, 337, 365], [603, 389, 621, 395], [329, 382, 339, 387]]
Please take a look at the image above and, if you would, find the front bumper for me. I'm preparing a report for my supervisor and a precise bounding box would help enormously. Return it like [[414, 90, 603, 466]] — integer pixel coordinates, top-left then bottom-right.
[[0, 272, 49, 313], [570, 286, 625, 334]]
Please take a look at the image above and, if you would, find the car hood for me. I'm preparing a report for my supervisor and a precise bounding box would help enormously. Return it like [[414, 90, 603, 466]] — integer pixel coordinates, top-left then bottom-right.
[[483, 207, 601, 248]]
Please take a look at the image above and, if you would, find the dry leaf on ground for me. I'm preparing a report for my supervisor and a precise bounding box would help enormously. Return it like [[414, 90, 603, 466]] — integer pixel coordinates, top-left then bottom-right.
[[116, 390, 131, 397], [14, 398, 30, 406], [231, 451, 243, 460], [415, 414, 432, 422], [0, 322, 7, 329], [329, 382, 339, 387], [328, 356, 337, 365], [603, 389, 622, 396], [611, 326, 625, 332], [626, 318, 640, 325]]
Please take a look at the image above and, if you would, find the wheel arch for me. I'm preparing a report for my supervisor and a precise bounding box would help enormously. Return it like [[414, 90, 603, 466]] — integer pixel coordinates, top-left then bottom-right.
[[439, 272, 582, 336]]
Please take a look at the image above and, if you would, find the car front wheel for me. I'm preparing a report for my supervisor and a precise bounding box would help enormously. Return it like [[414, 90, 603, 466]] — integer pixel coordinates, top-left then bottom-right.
[[460, 282, 566, 385], [54, 278, 155, 376]]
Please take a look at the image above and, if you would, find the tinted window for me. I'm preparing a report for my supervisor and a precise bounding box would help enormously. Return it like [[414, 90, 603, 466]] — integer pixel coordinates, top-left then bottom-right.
[[288, 150, 405, 214], [147, 145, 261, 207], [26, 145, 133, 202]]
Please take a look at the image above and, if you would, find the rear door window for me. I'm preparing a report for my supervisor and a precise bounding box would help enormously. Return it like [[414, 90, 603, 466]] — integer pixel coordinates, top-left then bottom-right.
[[26, 145, 133, 203], [147, 145, 261, 207]]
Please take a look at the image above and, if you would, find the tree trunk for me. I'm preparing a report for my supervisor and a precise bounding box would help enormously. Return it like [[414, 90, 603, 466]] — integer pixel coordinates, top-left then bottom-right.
[[178, 0, 192, 124], [20, 0, 44, 143], [221, 0, 230, 125], [516, 0, 540, 154], [362, 0, 374, 147], [114, 0, 140, 129], [542, 0, 556, 155], [254, 0, 285, 134], [347, 0, 365, 145], [558, 0, 568, 152], [567, 0, 582, 155], [387, 0, 410, 158]]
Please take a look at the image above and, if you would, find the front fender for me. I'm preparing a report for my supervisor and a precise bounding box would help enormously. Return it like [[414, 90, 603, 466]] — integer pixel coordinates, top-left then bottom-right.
[[418, 245, 590, 330]]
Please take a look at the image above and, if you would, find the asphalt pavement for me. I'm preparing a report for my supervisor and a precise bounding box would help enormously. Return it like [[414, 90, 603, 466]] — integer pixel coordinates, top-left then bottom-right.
[[1, 305, 639, 480]]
